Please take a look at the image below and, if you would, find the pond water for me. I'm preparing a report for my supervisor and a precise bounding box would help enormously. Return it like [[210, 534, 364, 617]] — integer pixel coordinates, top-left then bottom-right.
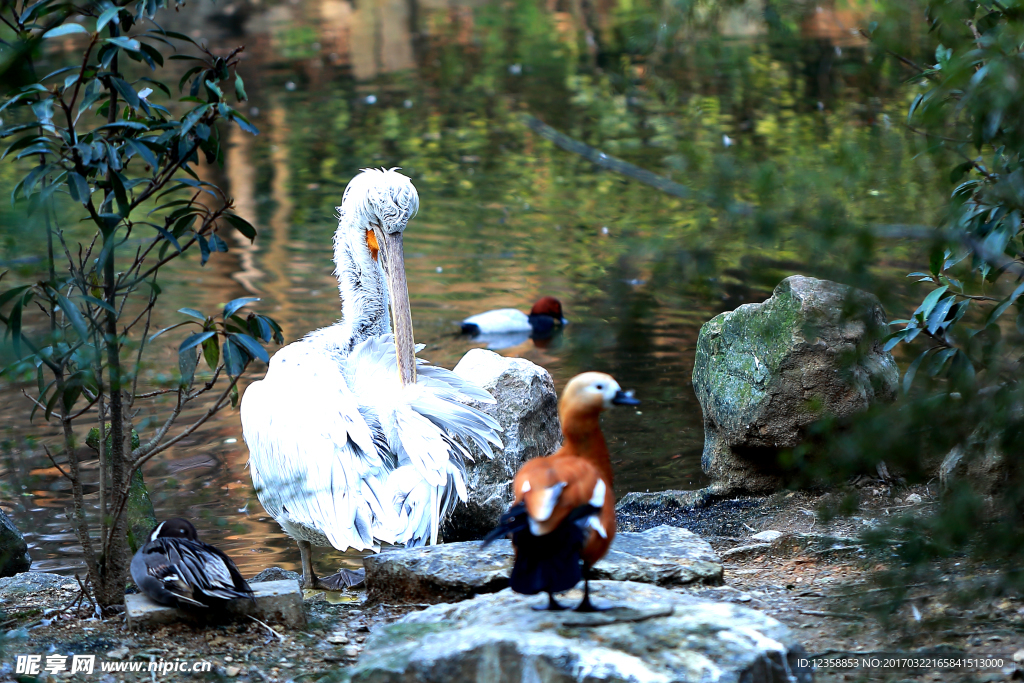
[[0, 0, 946, 578]]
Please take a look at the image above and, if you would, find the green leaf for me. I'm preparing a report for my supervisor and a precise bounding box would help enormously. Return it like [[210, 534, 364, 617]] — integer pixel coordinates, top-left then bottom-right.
[[221, 213, 256, 240], [925, 295, 956, 334], [54, 292, 89, 340], [110, 77, 140, 109], [916, 286, 949, 321], [96, 120, 150, 131], [106, 36, 141, 52], [223, 296, 259, 320], [3, 135, 47, 160], [96, 6, 120, 31], [179, 104, 210, 137], [148, 321, 191, 342], [178, 66, 205, 93], [179, 330, 216, 355], [231, 332, 269, 363], [111, 172, 130, 215], [178, 308, 206, 320], [204, 80, 223, 99], [179, 345, 199, 389], [80, 295, 117, 315], [234, 73, 247, 102], [124, 138, 158, 169], [202, 334, 219, 370], [903, 348, 933, 393], [67, 171, 90, 205], [222, 337, 245, 377], [0, 286, 31, 311], [43, 24, 90, 38], [986, 282, 1024, 325]]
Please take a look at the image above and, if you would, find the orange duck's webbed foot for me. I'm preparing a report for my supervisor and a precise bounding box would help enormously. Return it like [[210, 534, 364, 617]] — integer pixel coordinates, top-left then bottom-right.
[[573, 578, 611, 613], [532, 592, 570, 611]]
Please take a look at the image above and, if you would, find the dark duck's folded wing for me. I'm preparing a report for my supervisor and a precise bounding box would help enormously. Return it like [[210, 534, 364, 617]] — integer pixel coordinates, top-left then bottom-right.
[[170, 539, 255, 602], [131, 541, 206, 608]]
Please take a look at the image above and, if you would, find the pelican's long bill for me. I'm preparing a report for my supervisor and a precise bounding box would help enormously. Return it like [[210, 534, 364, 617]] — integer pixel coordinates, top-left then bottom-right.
[[377, 226, 417, 386]]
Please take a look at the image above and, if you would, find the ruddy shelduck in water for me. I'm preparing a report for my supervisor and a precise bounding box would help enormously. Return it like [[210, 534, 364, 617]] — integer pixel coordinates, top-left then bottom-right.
[[483, 372, 639, 611]]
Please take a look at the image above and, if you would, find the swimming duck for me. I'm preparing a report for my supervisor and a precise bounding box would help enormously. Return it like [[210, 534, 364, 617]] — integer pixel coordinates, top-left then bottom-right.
[[241, 169, 502, 590], [460, 297, 568, 338], [130, 518, 254, 608], [483, 372, 638, 611]]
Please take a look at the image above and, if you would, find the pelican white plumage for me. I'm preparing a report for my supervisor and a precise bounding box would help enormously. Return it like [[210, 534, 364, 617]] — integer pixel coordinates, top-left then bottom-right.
[[240, 169, 502, 590]]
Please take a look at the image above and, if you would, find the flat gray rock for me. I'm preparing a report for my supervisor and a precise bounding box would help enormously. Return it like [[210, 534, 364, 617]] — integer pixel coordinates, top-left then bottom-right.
[[0, 572, 76, 599], [125, 579, 304, 629], [348, 581, 811, 683], [365, 525, 722, 605], [445, 350, 561, 541]]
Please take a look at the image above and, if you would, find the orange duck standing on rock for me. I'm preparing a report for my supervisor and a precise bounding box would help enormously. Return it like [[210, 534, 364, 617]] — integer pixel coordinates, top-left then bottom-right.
[[483, 372, 639, 612]]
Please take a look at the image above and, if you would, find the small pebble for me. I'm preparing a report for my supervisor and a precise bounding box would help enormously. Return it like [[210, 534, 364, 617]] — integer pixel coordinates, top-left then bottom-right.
[[327, 635, 349, 644], [905, 493, 923, 504], [343, 645, 360, 658], [225, 666, 241, 677]]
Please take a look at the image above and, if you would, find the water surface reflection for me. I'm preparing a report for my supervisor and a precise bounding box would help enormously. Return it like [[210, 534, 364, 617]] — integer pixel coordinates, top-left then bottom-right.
[[0, 0, 940, 575]]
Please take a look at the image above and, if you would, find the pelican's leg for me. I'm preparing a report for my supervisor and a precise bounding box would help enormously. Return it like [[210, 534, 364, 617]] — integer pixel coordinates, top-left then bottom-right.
[[532, 592, 569, 611], [298, 540, 319, 590]]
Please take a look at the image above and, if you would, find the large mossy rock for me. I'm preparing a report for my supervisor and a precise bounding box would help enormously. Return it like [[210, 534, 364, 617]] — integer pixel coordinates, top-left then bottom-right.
[[364, 525, 722, 605], [693, 275, 898, 493], [0, 509, 31, 577], [445, 349, 561, 541], [347, 581, 811, 683]]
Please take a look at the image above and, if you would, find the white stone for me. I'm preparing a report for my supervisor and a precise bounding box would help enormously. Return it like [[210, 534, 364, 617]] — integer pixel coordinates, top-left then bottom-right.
[[750, 530, 784, 542], [445, 349, 561, 540]]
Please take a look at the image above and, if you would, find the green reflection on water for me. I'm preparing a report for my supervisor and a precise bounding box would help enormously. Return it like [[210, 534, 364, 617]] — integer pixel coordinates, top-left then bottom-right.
[[0, 0, 948, 575]]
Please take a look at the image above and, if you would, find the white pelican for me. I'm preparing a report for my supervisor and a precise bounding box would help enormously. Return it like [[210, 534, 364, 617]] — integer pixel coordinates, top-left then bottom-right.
[[241, 169, 503, 590]]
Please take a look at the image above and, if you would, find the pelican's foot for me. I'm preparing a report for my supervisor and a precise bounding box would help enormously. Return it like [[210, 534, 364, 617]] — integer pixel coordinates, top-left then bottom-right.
[[531, 592, 570, 611], [316, 569, 366, 591]]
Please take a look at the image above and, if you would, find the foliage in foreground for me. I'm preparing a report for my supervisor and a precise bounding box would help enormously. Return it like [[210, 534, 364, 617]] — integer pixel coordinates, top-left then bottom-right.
[[789, 0, 1024, 620], [0, 0, 280, 606]]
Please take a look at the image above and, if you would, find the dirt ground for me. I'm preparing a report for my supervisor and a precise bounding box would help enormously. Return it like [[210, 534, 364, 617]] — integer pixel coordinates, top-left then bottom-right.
[[3, 481, 1021, 683]]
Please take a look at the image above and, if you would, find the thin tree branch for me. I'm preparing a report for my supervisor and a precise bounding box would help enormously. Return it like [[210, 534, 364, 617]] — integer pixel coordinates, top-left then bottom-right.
[[43, 444, 70, 480], [131, 372, 238, 466]]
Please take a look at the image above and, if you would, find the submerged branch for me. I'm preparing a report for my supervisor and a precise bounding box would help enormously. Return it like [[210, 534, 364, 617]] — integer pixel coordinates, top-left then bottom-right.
[[522, 115, 692, 200]]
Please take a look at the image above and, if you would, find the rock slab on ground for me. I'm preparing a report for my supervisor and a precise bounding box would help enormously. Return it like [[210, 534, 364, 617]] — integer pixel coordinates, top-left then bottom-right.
[[692, 275, 898, 493], [446, 349, 561, 541], [0, 572, 75, 599], [347, 581, 811, 683], [125, 579, 305, 629], [365, 525, 722, 605], [0, 509, 31, 578]]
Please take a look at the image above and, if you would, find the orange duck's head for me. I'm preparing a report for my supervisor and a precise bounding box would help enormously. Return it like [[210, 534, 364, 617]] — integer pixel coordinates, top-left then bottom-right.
[[559, 372, 639, 420]]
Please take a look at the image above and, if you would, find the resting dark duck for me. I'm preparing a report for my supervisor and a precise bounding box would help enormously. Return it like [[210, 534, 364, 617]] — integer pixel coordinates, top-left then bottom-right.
[[131, 518, 254, 608]]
